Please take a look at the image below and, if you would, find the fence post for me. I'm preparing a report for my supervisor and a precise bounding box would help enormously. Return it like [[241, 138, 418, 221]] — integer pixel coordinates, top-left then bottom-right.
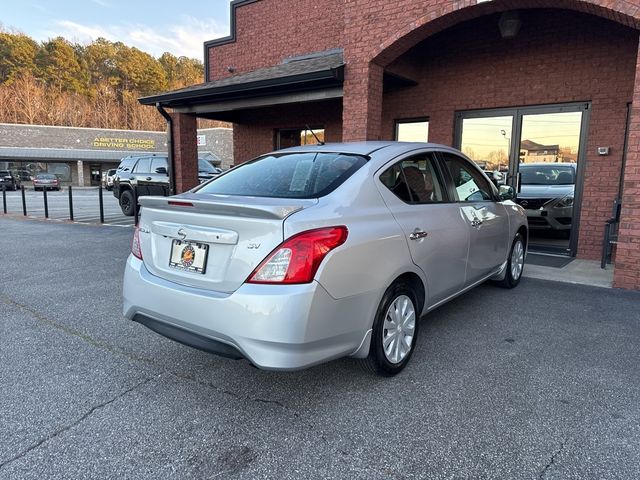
[[21, 185, 27, 216], [98, 184, 104, 224], [2, 185, 6, 214], [43, 187, 49, 219], [133, 187, 139, 226], [68, 185, 74, 221]]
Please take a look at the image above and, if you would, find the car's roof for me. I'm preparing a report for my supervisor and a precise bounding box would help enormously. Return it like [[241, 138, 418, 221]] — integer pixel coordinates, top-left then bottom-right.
[[273, 141, 463, 157]]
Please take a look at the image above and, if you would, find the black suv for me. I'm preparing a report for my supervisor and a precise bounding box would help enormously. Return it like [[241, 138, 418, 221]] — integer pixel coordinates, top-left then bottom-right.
[[0, 170, 20, 191], [112, 154, 221, 216]]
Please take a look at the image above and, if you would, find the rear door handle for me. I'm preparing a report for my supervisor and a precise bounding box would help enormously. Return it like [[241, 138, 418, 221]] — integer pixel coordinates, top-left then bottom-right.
[[409, 229, 429, 241]]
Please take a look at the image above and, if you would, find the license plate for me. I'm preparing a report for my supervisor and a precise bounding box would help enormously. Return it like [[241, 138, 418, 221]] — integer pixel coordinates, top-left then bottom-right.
[[169, 240, 208, 274]]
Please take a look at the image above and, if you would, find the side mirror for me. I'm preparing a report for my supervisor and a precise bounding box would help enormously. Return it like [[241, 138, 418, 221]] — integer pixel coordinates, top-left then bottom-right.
[[155, 167, 167, 175], [499, 185, 515, 201]]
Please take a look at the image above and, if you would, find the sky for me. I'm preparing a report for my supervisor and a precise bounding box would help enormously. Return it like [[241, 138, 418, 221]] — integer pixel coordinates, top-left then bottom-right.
[[0, 0, 232, 59]]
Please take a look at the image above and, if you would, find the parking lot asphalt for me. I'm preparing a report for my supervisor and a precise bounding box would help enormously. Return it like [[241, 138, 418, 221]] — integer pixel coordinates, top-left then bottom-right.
[[1, 216, 639, 479]]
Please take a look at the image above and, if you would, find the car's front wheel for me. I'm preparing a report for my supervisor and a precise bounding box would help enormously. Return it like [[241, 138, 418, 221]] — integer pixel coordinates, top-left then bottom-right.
[[496, 233, 525, 289], [360, 281, 419, 376], [119, 190, 135, 216]]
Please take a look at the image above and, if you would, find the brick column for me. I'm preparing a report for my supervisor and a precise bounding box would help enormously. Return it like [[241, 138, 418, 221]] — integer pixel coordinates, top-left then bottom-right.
[[615, 41, 640, 290], [342, 61, 384, 142], [170, 112, 198, 194]]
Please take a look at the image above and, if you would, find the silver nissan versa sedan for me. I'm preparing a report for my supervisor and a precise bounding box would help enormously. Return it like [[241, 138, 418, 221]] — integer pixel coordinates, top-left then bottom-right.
[[123, 142, 527, 376]]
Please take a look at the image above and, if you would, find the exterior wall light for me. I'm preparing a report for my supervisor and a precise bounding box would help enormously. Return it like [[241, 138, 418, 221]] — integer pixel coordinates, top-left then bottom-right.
[[499, 11, 521, 39]]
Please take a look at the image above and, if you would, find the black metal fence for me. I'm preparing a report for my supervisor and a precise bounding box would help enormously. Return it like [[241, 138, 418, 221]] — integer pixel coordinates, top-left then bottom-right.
[[1, 184, 137, 226]]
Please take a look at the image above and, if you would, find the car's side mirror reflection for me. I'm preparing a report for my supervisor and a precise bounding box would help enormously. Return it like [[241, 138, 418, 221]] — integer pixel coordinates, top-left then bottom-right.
[[156, 167, 167, 175], [499, 185, 515, 201]]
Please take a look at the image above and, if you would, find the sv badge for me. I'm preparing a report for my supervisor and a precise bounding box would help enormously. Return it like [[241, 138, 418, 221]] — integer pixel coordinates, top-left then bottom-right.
[[247, 243, 261, 249]]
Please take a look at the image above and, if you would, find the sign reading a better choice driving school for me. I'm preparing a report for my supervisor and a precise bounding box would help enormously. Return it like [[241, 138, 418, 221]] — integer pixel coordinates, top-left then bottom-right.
[[92, 137, 156, 150]]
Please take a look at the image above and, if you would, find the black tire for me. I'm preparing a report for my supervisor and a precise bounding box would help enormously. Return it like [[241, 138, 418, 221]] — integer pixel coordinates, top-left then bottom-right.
[[360, 281, 420, 376], [119, 189, 135, 216], [496, 233, 525, 289]]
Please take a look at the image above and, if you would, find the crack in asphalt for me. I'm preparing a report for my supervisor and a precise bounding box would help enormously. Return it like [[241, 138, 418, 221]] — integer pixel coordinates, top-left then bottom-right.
[[539, 439, 567, 479], [0, 376, 156, 471], [1, 293, 301, 417]]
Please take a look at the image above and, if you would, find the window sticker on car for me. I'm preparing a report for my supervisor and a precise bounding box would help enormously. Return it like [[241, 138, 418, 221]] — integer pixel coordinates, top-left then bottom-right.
[[289, 159, 314, 192], [456, 179, 479, 201]]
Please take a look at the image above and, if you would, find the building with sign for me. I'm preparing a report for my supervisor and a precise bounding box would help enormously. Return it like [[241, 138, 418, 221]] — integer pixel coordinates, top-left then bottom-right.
[[139, 0, 640, 290], [0, 123, 233, 186]]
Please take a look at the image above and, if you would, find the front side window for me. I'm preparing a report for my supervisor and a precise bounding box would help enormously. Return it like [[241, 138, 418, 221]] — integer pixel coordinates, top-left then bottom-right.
[[380, 154, 445, 204], [441, 153, 494, 202], [197, 152, 367, 199], [150, 157, 168, 174]]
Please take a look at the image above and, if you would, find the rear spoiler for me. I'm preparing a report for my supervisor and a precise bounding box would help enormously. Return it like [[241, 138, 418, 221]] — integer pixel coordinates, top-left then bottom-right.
[[138, 195, 316, 220]]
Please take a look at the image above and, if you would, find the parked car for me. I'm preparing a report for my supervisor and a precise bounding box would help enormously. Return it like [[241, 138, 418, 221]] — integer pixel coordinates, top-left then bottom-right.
[[123, 142, 528, 376], [112, 154, 222, 216], [32, 173, 60, 191], [13, 170, 32, 183], [516, 163, 576, 234], [0, 170, 20, 191], [103, 169, 117, 191]]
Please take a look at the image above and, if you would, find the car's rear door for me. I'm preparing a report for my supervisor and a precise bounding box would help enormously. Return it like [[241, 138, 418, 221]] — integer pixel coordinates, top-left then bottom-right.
[[149, 157, 169, 196], [438, 151, 510, 285], [376, 151, 469, 306], [132, 157, 153, 196]]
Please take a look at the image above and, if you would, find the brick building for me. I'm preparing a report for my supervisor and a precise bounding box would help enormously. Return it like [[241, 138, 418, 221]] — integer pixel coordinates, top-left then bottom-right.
[[140, 0, 640, 290]]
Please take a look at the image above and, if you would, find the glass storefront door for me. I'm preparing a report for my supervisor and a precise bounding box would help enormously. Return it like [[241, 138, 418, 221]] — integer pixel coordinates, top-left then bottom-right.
[[455, 103, 590, 256]]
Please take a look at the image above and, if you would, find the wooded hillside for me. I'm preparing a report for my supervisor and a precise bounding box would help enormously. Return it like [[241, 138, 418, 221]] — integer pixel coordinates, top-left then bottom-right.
[[0, 28, 225, 131]]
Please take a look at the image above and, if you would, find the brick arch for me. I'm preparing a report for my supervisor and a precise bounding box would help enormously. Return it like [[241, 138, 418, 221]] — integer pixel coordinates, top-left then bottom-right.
[[370, 0, 640, 67]]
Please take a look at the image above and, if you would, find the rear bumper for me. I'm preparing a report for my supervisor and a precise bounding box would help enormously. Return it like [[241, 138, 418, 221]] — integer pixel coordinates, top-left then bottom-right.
[[123, 256, 373, 370]]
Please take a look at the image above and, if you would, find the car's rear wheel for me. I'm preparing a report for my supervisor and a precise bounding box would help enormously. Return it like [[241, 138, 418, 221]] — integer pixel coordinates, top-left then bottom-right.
[[119, 190, 135, 216], [496, 233, 525, 289], [360, 281, 419, 376]]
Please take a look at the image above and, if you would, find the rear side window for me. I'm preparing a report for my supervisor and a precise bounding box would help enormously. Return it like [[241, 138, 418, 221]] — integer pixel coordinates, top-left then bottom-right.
[[133, 157, 152, 173], [197, 152, 367, 199], [380, 154, 446, 204], [117, 158, 137, 172]]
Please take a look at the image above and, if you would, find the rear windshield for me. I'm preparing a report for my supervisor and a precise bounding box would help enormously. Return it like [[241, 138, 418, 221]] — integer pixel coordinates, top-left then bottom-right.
[[36, 174, 56, 179], [197, 152, 367, 199], [520, 165, 575, 185]]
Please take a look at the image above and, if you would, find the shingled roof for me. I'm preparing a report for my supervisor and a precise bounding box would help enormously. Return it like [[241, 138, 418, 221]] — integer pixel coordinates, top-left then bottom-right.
[[139, 50, 344, 108]]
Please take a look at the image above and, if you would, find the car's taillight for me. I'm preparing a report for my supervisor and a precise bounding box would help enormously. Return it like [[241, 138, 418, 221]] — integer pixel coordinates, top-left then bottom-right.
[[247, 226, 348, 284], [131, 225, 143, 260]]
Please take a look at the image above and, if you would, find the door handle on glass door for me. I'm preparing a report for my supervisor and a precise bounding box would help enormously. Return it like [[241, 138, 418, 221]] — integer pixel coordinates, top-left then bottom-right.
[[409, 229, 429, 241]]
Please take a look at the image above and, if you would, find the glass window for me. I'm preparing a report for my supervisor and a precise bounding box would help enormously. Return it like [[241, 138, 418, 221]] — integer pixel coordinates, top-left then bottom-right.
[[441, 153, 494, 202], [197, 152, 367, 199], [276, 127, 325, 149], [133, 157, 152, 173], [118, 157, 137, 172], [395, 119, 429, 142], [380, 154, 445, 204], [151, 157, 168, 174], [47, 163, 71, 182], [198, 158, 218, 174], [519, 164, 575, 186]]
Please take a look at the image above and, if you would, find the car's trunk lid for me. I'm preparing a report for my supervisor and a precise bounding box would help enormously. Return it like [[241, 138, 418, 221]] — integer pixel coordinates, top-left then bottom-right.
[[137, 193, 317, 293]]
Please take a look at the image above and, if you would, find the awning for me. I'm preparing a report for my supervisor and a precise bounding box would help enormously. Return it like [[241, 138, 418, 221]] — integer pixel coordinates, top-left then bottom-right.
[[138, 50, 344, 115]]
